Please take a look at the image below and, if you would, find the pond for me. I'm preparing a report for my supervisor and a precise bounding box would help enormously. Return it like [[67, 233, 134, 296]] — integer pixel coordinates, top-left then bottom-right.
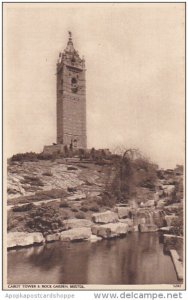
[[8, 232, 178, 285]]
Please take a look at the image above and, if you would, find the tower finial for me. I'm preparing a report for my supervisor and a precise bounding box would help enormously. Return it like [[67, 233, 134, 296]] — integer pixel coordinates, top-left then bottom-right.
[[68, 31, 72, 39]]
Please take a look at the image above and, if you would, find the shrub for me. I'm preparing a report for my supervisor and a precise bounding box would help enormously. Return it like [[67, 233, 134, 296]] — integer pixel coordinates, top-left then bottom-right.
[[26, 204, 65, 235], [75, 212, 86, 219], [11, 152, 39, 162], [21, 176, 44, 187], [13, 203, 35, 212]]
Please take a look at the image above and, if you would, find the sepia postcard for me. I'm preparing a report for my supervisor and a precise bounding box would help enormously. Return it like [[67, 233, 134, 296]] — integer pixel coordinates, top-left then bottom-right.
[[2, 2, 185, 291]]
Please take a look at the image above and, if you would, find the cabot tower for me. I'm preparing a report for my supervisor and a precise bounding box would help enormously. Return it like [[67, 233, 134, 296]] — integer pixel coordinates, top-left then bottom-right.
[[56, 32, 87, 149]]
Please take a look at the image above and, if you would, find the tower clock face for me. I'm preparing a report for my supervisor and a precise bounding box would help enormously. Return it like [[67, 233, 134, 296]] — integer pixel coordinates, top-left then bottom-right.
[[71, 77, 78, 93]]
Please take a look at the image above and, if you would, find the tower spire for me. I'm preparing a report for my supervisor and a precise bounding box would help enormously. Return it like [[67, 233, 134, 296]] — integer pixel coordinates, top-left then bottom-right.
[[68, 31, 72, 39], [65, 31, 74, 52]]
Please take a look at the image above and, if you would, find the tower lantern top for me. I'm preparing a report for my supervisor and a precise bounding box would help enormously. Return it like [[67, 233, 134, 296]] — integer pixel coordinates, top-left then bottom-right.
[[65, 31, 75, 53]]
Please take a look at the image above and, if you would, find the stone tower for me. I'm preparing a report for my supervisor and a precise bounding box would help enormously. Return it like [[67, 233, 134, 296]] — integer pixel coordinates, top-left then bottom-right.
[[56, 32, 87, 149]]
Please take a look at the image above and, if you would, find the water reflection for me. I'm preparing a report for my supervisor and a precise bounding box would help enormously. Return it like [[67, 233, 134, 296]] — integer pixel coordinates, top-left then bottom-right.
[[8, 232, 178, 284]]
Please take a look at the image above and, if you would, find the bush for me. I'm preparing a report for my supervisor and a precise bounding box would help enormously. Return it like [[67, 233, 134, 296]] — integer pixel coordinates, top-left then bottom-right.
[[21, 176, 44, 186], [107, 149, 158, 203], [26, 204, 65, 235], [13, 203, 35, 212], [11, 152, 39, 162], [169, 208, 183, 236], [75, 212, 86, 219]]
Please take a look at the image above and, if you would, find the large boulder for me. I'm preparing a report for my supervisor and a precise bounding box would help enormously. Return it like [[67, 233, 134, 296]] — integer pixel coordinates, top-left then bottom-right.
[[63, 219, 93, 230], [7, 232, 45, 249], [119, 218, 133, 231], [165, 215, 179, 226], [92, 211, 118, 224], [91, 223, 128, 238], [45, 233, 60, 242], [114, 206, 132, 219], [139, 224, 158, 232], [59, 227, 91, 242]]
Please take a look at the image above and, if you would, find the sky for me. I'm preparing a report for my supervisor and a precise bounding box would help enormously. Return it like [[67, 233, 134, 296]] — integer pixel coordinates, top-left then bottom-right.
[[4, 3, 185, 168]]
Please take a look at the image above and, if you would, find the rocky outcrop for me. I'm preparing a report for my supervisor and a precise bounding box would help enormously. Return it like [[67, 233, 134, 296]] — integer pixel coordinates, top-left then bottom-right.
[[63, 218, 93, 230], [92, 211, 118, 224], [67, 192, 86, 201], [91, 223, 128, 238], [7, 232, 45, 249], [139, 224, 158, 232], [114, 206, 132, 219], [59, 227, 91, 242]]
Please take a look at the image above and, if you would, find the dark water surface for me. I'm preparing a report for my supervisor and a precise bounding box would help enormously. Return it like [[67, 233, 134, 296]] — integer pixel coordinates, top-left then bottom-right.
[[8, 232, 178, 284]]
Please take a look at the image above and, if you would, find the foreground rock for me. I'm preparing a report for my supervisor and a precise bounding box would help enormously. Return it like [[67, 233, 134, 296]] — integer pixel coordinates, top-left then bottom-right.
[[7, 232, 45, 249], [92, 211, 118, 224], [91, 223, 128, 238], [59, 227, 91, 242], [119, 218, 133, 231], [63, 219, 93, 230], [45, 233, 60, 242], [139, 224, 158, 232], [170, 249, 183, 281]]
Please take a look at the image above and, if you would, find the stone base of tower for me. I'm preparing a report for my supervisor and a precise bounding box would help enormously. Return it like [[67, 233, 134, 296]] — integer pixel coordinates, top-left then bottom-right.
[[43, 144, 65, 155], [43, 143, 87, 156]]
